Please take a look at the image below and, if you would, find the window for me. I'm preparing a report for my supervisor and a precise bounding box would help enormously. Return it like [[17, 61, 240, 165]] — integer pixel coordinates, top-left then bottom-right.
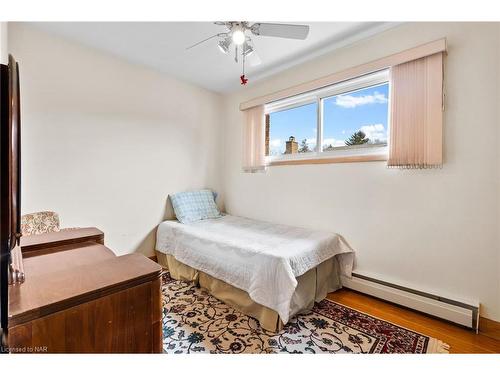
[[265, 70, 390, 163]]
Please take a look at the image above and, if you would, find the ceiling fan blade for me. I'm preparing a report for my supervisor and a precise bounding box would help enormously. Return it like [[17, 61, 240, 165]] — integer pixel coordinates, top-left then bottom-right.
[[246, 50, 261, 67], [251, 23, 309, 40], [186, 33, 226, 50]]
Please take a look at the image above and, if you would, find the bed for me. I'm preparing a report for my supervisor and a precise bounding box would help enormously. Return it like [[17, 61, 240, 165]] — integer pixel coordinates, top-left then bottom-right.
[[155, 214, 354, 332]]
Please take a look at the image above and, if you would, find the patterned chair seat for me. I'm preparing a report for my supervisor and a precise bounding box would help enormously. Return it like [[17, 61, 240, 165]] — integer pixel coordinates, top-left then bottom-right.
[[21, 211, 61, 236]]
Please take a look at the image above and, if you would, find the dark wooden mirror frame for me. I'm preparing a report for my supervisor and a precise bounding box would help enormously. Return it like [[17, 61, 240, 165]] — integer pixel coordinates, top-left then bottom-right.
[[0, 54, 21, 346], [8, 54, 21, 251]]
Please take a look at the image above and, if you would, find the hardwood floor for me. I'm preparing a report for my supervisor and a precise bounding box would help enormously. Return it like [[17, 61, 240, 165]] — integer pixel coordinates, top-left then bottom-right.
[[327, 288, 500, 353]]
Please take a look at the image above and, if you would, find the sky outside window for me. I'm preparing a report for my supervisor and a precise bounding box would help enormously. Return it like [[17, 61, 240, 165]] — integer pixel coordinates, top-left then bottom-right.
[[323, 83, 389, 151], [268, 102, 317, 155]]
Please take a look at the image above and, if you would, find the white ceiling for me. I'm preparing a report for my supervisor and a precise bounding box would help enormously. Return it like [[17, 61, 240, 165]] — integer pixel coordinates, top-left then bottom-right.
[[30, 22, 396, 93]]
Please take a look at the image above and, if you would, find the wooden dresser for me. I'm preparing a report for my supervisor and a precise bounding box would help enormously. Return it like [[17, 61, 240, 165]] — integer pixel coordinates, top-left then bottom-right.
[[7, 228, 163, 353]]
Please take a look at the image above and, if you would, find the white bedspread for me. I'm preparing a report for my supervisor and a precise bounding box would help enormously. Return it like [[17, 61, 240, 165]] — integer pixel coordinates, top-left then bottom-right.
[[155, 215, 354, 324]]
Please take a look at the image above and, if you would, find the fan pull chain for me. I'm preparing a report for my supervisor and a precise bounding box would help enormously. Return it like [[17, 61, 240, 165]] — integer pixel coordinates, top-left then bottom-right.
[[240, 50, 248, 85]]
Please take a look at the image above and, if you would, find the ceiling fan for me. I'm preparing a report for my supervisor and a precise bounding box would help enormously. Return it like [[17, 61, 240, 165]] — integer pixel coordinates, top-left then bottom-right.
[[186, 22, 310, 86]]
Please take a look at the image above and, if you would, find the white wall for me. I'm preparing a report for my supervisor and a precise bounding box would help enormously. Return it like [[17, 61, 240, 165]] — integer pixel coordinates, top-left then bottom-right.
[[0, 22, 7, 64], [8, 23, 224, 256], [222, 23, 500, 320]]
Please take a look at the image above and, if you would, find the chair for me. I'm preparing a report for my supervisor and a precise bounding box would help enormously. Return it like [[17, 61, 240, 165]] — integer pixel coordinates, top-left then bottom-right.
[[21, 211, 61, 236]]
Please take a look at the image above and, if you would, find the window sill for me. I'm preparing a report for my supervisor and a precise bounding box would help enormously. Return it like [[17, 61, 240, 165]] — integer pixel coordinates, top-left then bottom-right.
[[268, 153, 388, 166]]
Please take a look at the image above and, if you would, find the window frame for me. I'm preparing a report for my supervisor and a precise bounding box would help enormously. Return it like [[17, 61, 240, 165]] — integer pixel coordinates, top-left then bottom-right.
[[264, 69, 390, 165]]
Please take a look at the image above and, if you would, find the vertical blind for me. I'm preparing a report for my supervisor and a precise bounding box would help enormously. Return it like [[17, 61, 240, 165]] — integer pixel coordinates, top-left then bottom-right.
[[242, 105, 266, 172], [388, 52, 444, 168]]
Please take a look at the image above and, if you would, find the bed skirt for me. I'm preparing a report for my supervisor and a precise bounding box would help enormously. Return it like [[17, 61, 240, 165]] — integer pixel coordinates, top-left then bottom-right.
[[156, 251, 341, 332]]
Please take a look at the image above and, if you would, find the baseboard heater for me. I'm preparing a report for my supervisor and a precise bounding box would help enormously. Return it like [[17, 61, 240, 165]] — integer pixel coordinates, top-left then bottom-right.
[[341, 273, 479, 331]]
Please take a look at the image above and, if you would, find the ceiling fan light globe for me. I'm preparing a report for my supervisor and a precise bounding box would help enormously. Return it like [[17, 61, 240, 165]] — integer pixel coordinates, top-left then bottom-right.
[[217, 41, 229, 54], [232, 29, 245, 45], [242, 43, 254, 57], [217, 37, 231, 54]]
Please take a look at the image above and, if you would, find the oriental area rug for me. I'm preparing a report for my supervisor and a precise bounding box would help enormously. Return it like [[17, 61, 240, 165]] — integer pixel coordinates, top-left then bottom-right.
[[161, 273, 449, 354]]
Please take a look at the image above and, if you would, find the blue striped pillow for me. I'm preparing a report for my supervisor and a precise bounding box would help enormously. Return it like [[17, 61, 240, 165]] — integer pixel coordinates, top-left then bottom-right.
[[170, 189, 221, 224]]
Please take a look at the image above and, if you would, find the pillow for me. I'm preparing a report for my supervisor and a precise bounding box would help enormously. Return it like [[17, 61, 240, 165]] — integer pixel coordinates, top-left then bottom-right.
[[170, 189, 221, 224]]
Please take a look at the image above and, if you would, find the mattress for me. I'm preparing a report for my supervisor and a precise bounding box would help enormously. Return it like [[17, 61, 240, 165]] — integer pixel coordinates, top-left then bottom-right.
[[155, 215, 354, 324]]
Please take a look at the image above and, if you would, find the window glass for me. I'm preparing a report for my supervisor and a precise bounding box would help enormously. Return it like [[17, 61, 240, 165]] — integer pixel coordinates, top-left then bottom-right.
[[268, 102, 317, 156], [322, 83, 389, 151]]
